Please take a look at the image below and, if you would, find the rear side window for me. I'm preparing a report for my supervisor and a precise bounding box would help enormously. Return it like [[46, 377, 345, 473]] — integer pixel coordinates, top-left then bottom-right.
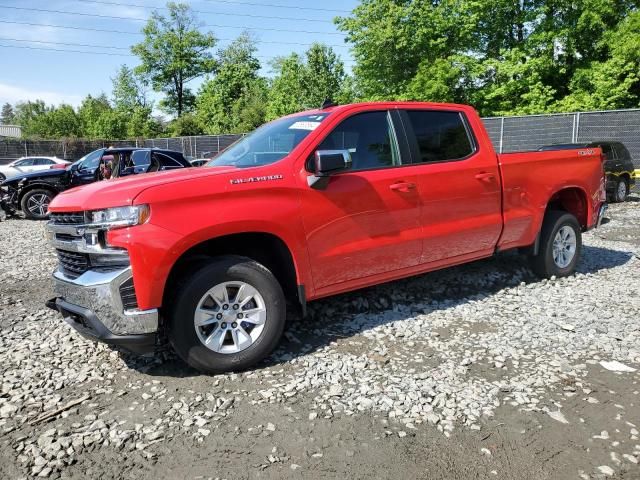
[[35, 158, 54, 165], [598, 143, 615, 160], [405, 111, 475, 163], [614, 143, 630, 160], [153, 152, 183, 169]]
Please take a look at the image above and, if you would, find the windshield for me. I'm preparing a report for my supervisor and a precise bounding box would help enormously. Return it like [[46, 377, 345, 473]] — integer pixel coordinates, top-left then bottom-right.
[[208, 113, 330, 168]]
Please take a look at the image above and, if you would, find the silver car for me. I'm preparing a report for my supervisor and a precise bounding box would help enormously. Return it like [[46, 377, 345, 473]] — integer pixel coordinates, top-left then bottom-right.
[[0, 156, 70, 181]]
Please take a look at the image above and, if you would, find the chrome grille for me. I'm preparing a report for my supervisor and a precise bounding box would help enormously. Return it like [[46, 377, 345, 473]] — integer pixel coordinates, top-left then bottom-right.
[[56, 249, 90, 278], [49, 212, 85, 225], [119, 277, 138, 309]]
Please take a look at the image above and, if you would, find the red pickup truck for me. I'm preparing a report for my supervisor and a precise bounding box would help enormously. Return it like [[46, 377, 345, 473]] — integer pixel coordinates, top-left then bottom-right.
[[46, 102, 606, 373]]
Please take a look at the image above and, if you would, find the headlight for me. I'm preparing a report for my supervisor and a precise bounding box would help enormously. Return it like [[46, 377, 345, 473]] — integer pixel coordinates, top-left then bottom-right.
[[88, 205, 150, 229]]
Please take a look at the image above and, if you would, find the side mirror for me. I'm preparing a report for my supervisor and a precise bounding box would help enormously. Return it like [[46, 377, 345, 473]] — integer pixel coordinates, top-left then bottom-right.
[[314, 149, 352, 176]]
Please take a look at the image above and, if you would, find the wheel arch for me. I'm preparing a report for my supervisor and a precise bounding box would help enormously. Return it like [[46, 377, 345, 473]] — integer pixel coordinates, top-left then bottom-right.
[[545, 186, 589, 229], [162, 231, 302, 314], [17, 183, 60, 203]]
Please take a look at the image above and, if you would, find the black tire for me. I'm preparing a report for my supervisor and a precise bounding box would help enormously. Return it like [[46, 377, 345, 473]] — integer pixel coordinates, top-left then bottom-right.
[[0, 173, 5, 181], [168, 256, 286, 374], [529, 211, 582, 278], [611, 178, 628, 203], [20, 189, 55, 220]]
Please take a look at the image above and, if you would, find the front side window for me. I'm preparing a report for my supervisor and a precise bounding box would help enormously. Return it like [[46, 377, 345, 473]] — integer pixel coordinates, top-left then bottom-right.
[[79, 149, 104, 170], [15, 158, 34, 167], [317, 111, 399, 171], [209, 113, 330, 168], [406, 110, 475, 163]]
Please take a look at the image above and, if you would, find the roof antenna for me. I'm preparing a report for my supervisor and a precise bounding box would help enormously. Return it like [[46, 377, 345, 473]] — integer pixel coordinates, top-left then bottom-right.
[[321, 98, 337, 109]]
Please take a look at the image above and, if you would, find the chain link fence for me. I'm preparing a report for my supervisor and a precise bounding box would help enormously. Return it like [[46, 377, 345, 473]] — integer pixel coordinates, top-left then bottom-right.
[[0, 135, 244, 165], [484, 108, 640, 167], [2, 108, 639, 167]]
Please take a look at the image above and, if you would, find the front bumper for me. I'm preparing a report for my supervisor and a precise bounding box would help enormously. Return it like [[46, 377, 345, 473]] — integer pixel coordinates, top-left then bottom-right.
[[47, 266, 159, 354]]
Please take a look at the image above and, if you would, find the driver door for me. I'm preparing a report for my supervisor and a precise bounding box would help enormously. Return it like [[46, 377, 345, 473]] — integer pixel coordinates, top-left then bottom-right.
[[71, 149, 104, 186], [299, 110, 423, 291]]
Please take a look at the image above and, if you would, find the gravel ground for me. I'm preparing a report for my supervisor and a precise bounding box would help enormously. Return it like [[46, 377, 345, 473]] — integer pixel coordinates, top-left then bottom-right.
[[1, 194, 639, 480]]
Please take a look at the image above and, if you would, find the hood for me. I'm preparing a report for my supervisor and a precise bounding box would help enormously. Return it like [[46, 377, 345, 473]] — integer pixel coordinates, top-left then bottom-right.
[[49, 165, 238, 212], [1, 167, 66, 186]]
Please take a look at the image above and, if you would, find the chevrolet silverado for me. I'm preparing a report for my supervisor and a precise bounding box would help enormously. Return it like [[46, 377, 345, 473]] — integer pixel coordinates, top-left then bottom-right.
[[45, 102, 607, 373]]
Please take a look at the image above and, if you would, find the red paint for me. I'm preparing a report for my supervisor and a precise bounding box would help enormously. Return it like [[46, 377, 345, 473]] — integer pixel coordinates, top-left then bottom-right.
[[49, 102, 605, 309]]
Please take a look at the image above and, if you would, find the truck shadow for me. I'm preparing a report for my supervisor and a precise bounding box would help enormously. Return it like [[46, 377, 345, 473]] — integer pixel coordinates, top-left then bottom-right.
[[120, 244, 634, 377]]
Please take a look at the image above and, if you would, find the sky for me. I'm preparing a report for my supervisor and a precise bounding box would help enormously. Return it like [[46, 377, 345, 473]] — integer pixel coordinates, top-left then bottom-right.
[[0, 0, 358, 113]]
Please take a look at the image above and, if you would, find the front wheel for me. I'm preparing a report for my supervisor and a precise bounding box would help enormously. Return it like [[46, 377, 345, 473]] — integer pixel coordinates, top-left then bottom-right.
[[168, 256, 286, 374], [529, 211, 582, 278], [21, 189, 55, 220]]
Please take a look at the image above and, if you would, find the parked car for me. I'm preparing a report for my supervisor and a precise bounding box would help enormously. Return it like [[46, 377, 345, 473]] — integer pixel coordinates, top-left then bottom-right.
[[538, 141, 636, 202], [45, 101, 606, 374], [0, 156, 70, 181], [0, 147, 190, 220]]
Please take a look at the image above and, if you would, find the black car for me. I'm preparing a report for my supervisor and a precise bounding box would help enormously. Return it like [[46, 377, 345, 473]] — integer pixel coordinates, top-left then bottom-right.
[[538, 141, 636, 202], [0, 147, 191, 220]]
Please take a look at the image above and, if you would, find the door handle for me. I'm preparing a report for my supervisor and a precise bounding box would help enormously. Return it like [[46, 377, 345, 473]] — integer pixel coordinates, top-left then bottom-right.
[[475, 172, 495, 181], [389, 181, 416, 192]]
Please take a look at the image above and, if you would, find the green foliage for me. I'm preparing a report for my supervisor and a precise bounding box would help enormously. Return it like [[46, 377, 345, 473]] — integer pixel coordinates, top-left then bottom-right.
[[337, 0, 640, 116], [112, 65, 148, 112], [167, 113, 204, 136], [266, 43, 348, 120], [1, 103, 14, 124], [131, 2, 217, 117], [197, 33, 266, 133]]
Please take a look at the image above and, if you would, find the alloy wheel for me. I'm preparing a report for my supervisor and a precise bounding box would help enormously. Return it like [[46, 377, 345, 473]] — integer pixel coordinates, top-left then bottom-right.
[[194, 281, 267, 354], [27, 193, 50, 217], [552, 225, 577, 268]]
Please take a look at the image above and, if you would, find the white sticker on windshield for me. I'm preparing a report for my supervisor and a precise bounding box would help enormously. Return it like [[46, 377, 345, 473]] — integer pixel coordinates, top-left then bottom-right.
[[289, 121, 321, 131]]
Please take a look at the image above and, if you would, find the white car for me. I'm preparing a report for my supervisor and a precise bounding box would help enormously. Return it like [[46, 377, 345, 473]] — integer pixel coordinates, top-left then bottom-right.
[[0, 156, 70, 181]]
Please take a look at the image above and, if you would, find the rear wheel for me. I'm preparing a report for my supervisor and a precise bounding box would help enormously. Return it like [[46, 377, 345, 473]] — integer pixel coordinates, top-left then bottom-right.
[[612, 178, 628, 203], [21, 189, 55, 220], [169, 256, 286, 374], [529, 211, 582, 278]]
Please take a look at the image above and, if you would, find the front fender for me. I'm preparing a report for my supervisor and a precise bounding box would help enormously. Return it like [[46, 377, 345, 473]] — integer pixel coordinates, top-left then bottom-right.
[[107, 214, 311, 311]]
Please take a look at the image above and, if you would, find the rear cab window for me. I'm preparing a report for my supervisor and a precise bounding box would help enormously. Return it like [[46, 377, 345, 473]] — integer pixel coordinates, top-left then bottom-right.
[[403, 110, 476, 163]]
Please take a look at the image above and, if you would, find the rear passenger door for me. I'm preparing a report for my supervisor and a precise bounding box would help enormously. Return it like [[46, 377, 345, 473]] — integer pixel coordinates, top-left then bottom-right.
[[400, 109, 503, 263]]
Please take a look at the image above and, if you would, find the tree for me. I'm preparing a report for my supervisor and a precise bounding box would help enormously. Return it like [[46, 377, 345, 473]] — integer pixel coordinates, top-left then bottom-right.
[[132, 2, 216, 117], [40, 105, 82, 138], [266, 54, 306, 120], [78, 94, 116, 138], [111, 65, 159, 137], [1, 103, 14, 124], [13, 100, 50, 136], [112, 65, 148, 112], [336, 0, 640, 116], [301, 43, 346, 109], [167, 113, 204, 136], [196, 33, 265, 133], [266, 44, 348, 120]]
